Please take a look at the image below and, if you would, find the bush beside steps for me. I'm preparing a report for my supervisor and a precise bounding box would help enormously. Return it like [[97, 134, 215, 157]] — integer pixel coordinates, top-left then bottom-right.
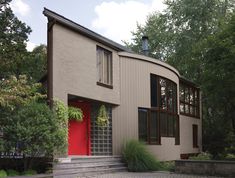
[[122, 140, 163, 172]]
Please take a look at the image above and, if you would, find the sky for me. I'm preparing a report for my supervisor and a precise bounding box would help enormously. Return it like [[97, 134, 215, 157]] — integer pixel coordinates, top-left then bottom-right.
[[9, 0, 166, 51]]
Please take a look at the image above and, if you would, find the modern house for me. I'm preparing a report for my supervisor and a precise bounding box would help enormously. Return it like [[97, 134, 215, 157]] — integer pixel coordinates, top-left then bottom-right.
[[43, 8, 202, 161]]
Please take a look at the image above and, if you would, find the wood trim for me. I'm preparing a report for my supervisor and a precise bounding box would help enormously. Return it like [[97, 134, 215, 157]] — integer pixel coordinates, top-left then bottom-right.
[[47, 20, 55, 108], [96, 82, 113, 89]]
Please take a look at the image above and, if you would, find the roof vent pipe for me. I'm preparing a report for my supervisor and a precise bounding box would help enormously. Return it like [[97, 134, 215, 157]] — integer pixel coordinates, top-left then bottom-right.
[[142, 36, 149, 56]]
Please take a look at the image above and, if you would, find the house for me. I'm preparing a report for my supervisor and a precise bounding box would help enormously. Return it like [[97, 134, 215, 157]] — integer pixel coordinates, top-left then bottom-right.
[[43, 8, 202, 161]]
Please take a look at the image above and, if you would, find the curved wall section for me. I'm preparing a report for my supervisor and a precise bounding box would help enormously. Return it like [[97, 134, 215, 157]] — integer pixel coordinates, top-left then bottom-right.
[[112, 53, 180, 160]]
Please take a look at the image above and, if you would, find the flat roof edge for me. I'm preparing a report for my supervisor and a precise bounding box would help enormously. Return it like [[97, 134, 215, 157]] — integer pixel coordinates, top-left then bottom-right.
[[43, 8, 131, 52]]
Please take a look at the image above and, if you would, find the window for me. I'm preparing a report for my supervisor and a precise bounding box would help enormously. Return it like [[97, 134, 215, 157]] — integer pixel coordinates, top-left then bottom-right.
[[193, 124, 198, 148], [138, 74, 180, 145], [151, 74, 178, 138], [138, 108, 160, 144], [97, 46, 112, 87], [138, 109, 148, 142], [180, 81, 200, 118]]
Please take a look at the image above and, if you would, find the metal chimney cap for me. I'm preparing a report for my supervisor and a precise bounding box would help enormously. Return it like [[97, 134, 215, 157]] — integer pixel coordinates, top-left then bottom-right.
[[142, 36, 149, 40]]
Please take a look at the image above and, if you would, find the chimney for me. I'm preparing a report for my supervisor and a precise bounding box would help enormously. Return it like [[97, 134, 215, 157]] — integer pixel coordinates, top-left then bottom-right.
[[142, 36, 149, 56]]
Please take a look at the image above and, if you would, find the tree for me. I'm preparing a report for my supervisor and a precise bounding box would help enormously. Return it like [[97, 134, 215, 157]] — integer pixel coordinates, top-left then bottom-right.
[[0, 0, 32, 79], [23, 45, 47, 82], [0, 76, 67, 170], [127, 0, 234, 82], [202, 13, 235, 157]]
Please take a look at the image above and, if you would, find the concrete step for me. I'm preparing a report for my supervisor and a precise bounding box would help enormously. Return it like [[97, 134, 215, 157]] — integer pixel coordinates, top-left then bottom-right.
[[53, 167, 127, 178], [54, 161, 125, 170], [53, 156, 127, 177], [68, 156, 122, 163]]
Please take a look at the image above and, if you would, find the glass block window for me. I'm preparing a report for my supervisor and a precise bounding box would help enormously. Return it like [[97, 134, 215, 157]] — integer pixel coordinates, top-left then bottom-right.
[[91, 104, 112, 155]]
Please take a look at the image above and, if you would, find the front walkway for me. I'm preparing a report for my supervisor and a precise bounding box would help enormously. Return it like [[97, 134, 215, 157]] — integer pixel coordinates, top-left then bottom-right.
[[88, 171, 223, 178]]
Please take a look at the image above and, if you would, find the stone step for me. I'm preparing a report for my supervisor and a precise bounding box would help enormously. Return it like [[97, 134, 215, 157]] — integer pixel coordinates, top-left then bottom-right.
[[53, 167, 127, 178], [54, 161, 125, 170]]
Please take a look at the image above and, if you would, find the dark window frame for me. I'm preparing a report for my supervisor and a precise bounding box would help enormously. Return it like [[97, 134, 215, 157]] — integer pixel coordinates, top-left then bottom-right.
[[180, 81, 200, 118], [138, 74, 180, 145], [96, 46, 113, 88], [151, 74, 178, 138]]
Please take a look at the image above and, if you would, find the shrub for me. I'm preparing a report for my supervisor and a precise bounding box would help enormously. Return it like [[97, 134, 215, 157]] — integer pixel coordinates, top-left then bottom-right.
[[2, 101, 67, 170], [122, 140, 162, 172], [22, 169, 37, 175], [0, 170, 7, 178], [189, 152, 212, 160], [225, 153, 235, 160], [6, 169, 19, 176], [161, 161, 175, 172]]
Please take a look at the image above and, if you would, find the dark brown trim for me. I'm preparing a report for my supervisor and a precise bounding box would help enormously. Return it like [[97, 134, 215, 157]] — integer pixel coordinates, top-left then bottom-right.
[[47, 20, 55, 108], [96, 82, 113, 89]]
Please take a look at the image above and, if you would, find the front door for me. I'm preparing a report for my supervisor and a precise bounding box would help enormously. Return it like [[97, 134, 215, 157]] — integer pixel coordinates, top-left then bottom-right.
[[68, 101, 90, 155]]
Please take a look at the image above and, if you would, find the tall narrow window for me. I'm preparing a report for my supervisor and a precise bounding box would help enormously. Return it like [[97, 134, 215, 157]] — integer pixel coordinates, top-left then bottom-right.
[[138, 109, 148, 142], [193, 124, 198, 148], [150, 74, 157, 107], [97, 46, 112, 86]]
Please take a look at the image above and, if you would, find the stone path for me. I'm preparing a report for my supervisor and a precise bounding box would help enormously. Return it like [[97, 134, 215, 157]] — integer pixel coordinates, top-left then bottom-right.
[[85, 171, 223, 178]]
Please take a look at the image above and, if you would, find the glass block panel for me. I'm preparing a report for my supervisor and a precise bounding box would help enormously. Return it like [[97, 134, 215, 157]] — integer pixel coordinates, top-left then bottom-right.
[[91, 103, 112, 155]]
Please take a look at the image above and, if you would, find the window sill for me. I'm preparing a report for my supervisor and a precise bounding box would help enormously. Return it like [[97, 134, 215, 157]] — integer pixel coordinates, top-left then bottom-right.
[[180, 113, 200, 119], [97, 82, 113, 89]]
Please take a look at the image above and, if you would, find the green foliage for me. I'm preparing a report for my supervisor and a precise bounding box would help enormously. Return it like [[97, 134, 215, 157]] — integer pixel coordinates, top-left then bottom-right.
[[53, 99, 68, 122], [22, 169, 37, 175], [189, 152, 212, 160], [0, 75, 45, 109], [161, 161, 175, 172], [6, 169, 19, 176], [0, 1, 31, 79], [202, 13, 235, 157], [2, 102, 66, 156], [96, 105, 109, 128], [225, 154, 235, 160], [0, 170, 7, 178], [23, 45, 47, 82], [0, 1, 46, 82], [68, 106, 83, 121], [122, 140, 162, 172]]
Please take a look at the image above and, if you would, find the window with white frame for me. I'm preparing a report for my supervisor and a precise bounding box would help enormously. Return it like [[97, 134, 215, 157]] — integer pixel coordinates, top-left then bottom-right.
[[97, 46, 112, 86]]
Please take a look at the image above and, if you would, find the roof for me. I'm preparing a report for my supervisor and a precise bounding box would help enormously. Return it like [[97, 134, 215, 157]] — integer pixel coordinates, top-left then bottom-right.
[[43, 8, 131, 52]]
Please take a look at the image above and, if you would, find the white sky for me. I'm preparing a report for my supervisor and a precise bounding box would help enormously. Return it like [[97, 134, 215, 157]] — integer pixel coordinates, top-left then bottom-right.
[[9, 0, 166, 51]]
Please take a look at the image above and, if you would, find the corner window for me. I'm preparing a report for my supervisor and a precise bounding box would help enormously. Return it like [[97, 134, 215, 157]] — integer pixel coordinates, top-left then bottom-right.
[[97, 46, 113, 87], [180, 82, 200, 118], [138, 74, 179, 145]]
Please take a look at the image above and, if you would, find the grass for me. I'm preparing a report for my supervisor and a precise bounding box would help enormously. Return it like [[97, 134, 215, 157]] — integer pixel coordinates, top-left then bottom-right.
[[122, 140, 163, 172]]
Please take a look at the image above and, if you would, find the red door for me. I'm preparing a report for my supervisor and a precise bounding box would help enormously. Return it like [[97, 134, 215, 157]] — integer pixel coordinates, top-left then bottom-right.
[[68, 101, 91, 155]]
